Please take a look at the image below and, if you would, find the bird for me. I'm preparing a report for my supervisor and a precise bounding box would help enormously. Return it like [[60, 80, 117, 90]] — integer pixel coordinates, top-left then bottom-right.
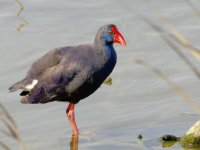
[[9, 24, 126, 135]]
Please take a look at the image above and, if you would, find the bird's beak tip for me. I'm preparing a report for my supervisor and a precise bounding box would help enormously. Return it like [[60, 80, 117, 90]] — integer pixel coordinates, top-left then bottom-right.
[[112, 26, 126, 47]]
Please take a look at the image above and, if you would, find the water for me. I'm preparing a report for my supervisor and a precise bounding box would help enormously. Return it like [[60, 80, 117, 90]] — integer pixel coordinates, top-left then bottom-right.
[[1, 0, 200, 149]]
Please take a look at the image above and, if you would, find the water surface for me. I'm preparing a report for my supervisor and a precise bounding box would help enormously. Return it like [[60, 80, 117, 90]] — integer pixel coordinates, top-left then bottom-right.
[[1, 0, 200, 149]]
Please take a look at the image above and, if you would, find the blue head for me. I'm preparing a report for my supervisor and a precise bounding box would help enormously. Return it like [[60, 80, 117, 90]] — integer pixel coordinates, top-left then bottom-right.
[[94, 24, 126, 46]]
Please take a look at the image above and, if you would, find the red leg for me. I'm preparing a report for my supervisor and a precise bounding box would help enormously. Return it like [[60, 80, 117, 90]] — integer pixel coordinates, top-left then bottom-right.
[[66, 103, 79, 135]]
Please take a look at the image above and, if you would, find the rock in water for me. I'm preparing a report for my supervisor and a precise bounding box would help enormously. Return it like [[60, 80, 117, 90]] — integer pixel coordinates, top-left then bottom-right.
[[186, 121, 200, 137], [180, 121, 200, 148]]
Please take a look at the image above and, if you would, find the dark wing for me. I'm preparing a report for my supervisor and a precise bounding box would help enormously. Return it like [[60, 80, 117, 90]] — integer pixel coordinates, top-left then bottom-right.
[[9, 49, 62, 92], [26, 59, 88, 104], [24, 45, 98, 103]]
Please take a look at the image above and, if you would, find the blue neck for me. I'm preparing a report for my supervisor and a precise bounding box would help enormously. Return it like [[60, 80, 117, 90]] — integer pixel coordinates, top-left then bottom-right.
[[103, 44, 117, 63], [98, 42, 117, 77], [94, 40, 117, 61]]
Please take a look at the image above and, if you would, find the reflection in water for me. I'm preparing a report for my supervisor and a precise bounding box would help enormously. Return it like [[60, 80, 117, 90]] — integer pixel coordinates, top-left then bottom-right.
[[162, 141, 200, 150], [161, 141, 178, 148], [13, 0, 28, 31], [70, 135, 78, 150]]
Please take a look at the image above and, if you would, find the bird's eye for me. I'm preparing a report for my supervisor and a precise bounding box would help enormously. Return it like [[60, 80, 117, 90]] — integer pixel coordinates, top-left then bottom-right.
[[108, 30, 114, 35]]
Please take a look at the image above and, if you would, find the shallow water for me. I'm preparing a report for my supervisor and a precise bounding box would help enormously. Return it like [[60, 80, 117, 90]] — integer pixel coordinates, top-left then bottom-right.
[[1, 0, 200, 149]]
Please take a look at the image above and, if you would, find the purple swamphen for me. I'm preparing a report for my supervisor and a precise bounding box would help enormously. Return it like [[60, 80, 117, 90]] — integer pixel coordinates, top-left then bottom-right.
[[9, 24, 126, 135]]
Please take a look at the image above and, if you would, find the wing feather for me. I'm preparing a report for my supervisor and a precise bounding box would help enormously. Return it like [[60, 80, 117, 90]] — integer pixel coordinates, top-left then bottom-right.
[[9, 48, 62, 92], [27, 61, 82, 103]]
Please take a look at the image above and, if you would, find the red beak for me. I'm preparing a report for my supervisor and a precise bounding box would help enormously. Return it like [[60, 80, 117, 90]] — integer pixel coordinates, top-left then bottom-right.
[[112, 26, 126, 46]]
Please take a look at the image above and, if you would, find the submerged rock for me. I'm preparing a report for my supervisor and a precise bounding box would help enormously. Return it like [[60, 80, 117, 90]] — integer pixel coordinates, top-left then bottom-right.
[[159, 121, 200, 148], [160, 134, 180, 148], [160, 134, 180, 141], [137, 121, 200, 148], [137, 134, 143, 140]]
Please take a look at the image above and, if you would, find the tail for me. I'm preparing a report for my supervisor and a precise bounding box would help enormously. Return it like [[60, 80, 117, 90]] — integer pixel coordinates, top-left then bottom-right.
[[21, 87, 54, 104], [9, 79, 27, 92], [21, 95, 30, 104]]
